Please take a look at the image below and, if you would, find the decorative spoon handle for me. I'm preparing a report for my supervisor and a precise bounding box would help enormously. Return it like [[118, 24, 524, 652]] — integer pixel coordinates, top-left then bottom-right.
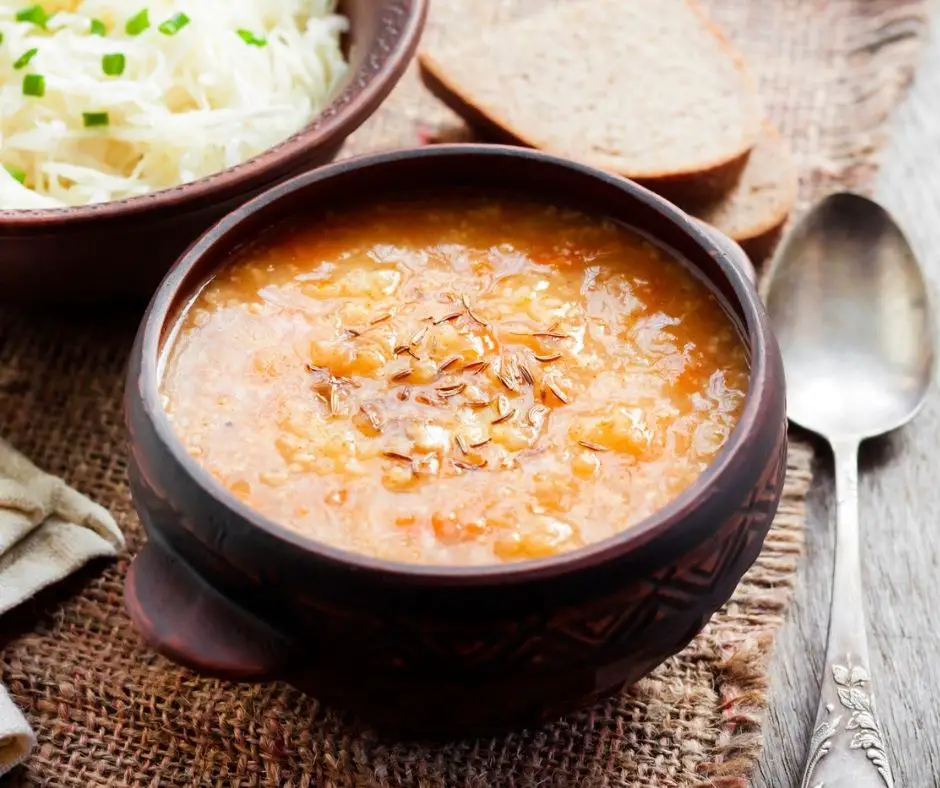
[[800, 440, 895, 788]]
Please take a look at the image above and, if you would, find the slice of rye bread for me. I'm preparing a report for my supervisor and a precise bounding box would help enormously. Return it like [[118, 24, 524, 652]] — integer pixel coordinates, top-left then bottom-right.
[[684, 124, 797, 261], [418, 0, 763, 203], [422, 119, 795, 262]]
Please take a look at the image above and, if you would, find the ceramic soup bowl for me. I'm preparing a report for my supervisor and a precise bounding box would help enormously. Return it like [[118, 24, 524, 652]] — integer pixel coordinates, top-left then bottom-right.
[[124, 145, 787, 735]]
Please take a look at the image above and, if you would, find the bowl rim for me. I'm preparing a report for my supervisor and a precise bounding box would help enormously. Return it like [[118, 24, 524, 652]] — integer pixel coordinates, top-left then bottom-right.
[[135, 144, 777, 586], [0, 0, 428, 227]]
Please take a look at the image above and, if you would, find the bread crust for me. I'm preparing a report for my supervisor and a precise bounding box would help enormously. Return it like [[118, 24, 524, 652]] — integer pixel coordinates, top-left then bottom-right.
[[684, 123, 797, 261]]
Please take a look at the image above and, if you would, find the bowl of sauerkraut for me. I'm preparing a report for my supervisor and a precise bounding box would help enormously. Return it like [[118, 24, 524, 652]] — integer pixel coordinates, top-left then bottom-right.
[[0, 0, 427, 303]]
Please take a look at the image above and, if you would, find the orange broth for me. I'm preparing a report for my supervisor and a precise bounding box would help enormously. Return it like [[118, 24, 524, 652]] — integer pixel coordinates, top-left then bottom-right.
[[161, 199, 749, 565]]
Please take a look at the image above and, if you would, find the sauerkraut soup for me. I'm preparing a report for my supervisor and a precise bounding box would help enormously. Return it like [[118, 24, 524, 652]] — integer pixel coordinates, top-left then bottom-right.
[[161, 198, 749, 565]]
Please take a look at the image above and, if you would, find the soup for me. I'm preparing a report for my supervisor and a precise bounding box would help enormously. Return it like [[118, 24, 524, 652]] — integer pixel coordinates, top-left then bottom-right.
[[161, 198, 749, 565]]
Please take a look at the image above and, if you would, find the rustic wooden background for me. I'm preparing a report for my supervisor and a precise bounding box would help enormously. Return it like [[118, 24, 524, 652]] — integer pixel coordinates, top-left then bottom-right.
[[754, 2, 940, 785]]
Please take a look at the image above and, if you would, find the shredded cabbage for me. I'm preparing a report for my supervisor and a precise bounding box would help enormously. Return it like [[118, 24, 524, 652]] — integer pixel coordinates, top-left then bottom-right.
[[0, 0, 349, 208]]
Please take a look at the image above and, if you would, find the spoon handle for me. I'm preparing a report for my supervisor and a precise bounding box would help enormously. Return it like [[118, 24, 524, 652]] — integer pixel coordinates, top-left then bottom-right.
[[800, 440, 895, 788]]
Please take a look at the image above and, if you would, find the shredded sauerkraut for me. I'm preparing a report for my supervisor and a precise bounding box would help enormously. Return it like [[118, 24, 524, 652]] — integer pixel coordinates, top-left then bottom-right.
[[0, 0, 349, 208]]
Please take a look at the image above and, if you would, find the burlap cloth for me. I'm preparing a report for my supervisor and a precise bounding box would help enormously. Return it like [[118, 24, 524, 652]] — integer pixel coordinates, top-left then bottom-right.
[[0, 1, 926, 785]]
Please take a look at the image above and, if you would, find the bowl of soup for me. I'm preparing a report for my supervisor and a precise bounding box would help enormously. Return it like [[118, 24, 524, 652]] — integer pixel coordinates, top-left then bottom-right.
[[124, 145, 786, 734], [0, 0, 427, 305]]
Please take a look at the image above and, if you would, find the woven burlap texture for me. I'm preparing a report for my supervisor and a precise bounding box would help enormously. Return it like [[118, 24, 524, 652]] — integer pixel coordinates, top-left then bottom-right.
[[0, 1, 925, 786]]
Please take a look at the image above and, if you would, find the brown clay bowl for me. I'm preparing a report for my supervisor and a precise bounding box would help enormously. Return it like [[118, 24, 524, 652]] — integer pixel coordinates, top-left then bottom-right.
[[124, 145, 787, 736], [0, 0, 427, 306]]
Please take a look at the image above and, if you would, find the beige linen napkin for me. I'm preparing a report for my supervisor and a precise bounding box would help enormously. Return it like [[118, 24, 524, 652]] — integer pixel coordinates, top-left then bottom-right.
[[0, 438, 124, 776]]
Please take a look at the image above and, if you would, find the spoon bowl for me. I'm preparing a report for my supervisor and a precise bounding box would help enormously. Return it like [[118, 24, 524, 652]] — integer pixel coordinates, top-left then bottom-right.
[[764, 191, 935, 788], [765, 192, 934, 442]]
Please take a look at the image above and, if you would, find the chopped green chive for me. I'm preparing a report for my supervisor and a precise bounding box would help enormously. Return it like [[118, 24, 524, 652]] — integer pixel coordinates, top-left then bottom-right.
[[102, 52, 125, 76], [0, 33, 4, 46], [236, 29, 266, 47], [82, 111, 109, 128], [125, 9, 150, 36], [15, 5, 50, 27], [89, 18, 107, 36], [158, 12, 189, 36], [4, 164, 26, 185], [13, 47, 38, 70], [22, 73, 44, 97]]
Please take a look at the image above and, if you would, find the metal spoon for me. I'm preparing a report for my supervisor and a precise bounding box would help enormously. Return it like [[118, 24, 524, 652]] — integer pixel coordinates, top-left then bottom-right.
[[763, 192, 934, 788]]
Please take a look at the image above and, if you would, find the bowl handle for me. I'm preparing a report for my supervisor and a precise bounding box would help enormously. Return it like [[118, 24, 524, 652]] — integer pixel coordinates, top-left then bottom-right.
[[693, 219, 757, 285], [125, 540, 295, 681]]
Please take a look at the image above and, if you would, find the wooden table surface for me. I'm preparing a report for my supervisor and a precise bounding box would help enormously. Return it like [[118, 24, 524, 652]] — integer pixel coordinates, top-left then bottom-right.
[[754, 6, 940, 786]]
